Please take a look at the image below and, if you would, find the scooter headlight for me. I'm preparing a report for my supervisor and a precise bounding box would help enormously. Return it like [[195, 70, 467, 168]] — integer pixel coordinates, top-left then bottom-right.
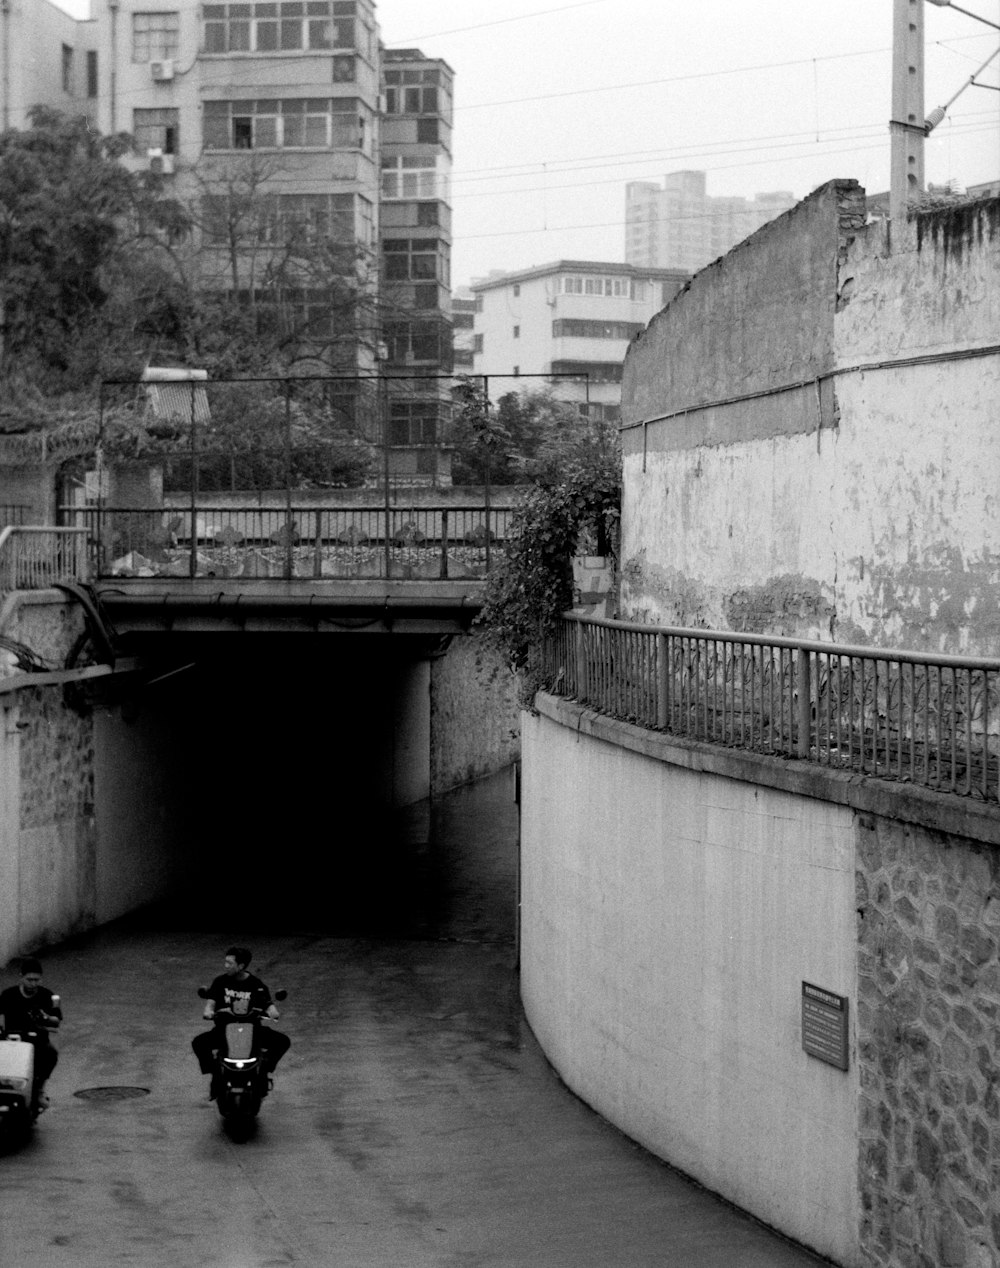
[[0, 1077, 28, 1091]]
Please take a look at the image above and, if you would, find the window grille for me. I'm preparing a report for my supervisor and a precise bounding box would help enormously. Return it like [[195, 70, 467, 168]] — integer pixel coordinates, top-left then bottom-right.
[[133, 12, 179, 61]]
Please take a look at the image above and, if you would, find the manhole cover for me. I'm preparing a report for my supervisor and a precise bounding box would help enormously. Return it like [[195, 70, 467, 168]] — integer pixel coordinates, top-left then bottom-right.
[[73, 1086, 151, 1101]]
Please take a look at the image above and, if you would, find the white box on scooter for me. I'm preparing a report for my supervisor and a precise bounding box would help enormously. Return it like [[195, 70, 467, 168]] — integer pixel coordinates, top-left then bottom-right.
[[0, 1037, 36, 1083]]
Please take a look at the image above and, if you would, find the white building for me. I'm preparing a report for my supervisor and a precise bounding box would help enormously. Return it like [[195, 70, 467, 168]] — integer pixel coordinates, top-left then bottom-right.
[[626, 171, 795, 274], [0, 0, 97, 132], [470, 261, 687, 422]]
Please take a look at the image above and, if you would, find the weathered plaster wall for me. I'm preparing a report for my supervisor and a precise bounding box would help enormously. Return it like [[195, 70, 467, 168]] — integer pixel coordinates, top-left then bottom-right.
[[520, 705, 861, 1266], [620, 191, 1000, 655], [430, 633, 520, 795], [831, 203, 1000, 653]]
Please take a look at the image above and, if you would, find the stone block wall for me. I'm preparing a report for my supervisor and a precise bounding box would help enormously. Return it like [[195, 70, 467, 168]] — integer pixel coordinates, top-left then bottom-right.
[[430, 633, 520, 795], [856, 815, 999, 1267]]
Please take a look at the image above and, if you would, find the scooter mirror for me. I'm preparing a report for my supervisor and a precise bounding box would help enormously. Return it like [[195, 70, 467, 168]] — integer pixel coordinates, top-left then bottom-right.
[[274, 989, 287, 1002], [196, 986, 211, 999]]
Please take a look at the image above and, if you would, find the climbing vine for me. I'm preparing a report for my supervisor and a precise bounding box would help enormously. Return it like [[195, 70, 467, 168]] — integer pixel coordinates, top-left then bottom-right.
[[476, 419, 621, 701]]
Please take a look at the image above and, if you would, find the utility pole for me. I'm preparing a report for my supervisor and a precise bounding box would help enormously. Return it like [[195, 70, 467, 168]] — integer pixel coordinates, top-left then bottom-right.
[[890, 0, 927, 223]]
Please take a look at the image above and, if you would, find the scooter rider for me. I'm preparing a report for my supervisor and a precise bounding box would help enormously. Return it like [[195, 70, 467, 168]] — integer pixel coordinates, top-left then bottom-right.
[[191, 947, 290, 1091], [0, 957, 62, 1112]]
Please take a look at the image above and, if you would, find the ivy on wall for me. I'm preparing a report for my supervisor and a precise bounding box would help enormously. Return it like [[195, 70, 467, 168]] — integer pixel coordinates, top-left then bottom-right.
[[477, 423, 620, 701]]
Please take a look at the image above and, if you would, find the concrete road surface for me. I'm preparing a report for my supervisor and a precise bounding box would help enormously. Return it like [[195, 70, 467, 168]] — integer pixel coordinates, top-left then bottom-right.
[[0, 773, 832, 1267]]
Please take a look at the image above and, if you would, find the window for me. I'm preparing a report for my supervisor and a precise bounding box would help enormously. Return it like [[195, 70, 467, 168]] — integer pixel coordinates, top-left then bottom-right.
[[380, 155, 447, 201], [474, 295, 483, 313], [382, 67, 444, 116], [513, 366, 519, 377], [512, 326, 519, 339], [550, 360, 624, 384], [202, 192, 356, 245], [383, 238, 446, 283], [473, 334, 483, 353], [203, 2, 357, 54], [552, 319, 644, 340], [86, 50, 98, 98], [202, 98, 365, 150], [416, 118, 438, 144], [134, 108, 180, 155], [416, 201, 441, 228], [389, 401, 442, 446], [512, 284, 520, 297], [61, 44, 73, 94], [561, 274, 632, 297], [384, 320, 446, 364], [132, 12, 179, 62], [332, 55, 354, 82]]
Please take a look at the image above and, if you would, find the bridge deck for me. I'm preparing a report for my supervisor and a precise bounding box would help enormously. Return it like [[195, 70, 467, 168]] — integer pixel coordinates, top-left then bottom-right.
[[96, 577, 486, 636]]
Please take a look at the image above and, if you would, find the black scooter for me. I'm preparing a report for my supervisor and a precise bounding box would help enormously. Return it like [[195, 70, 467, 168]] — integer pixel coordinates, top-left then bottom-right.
[[196, 987, 287, 1137]]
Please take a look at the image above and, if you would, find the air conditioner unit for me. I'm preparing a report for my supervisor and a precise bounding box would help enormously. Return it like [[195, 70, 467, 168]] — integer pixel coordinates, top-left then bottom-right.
[[147, 148, 175, 175], [150, 59, 174, 81]]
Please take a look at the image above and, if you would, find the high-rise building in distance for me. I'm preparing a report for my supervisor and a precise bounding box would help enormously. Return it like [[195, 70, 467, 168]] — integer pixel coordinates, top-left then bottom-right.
[[626, 171, 796, 274]]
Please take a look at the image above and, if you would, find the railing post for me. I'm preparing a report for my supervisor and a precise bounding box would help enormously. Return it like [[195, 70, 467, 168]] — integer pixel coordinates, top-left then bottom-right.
[[439, 508, 449, 579], [574, 618, 587, 702], [796, 647, 812, 759], [657, 631, 669, 730], [313, 508, 323, 579]]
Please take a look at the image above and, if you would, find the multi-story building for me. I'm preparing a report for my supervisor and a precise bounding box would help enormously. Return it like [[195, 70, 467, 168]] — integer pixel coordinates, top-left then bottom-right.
[[450, 290, 476, 372], [3, 3, 457, 484], [379, 47, 454, 485], [470, 261, 688, 423], [0, 0, 97, 133], [626, 171, 795, 274]]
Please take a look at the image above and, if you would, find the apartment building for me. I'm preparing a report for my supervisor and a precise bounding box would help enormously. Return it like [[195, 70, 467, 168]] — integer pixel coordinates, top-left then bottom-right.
[[3, 2, 456, 484], [0, 0, 97, 132], [379, 47, 454, 486], [470, 261, 688, 423], [450, 291, 476, 371], [626, 171, 795, 274]]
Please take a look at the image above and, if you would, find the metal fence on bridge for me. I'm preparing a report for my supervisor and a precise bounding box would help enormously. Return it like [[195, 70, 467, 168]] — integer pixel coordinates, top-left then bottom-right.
[[0, 527, 90, 596], [53, 372, 581, 580], [541, 614, 1000, 804], [62, 503, 510, 581]]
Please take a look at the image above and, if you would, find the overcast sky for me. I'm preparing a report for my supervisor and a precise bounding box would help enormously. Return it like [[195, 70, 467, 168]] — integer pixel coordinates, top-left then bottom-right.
[[54, 0, 1000, 287]]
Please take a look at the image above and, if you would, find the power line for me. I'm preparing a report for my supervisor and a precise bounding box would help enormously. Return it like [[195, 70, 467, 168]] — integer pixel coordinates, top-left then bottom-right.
[[383, 0, 613, 46], [448, 111, 996, 187], [447, 118, 996, 203], [450, 124, 999, 241], [451, 39, 992, 113]]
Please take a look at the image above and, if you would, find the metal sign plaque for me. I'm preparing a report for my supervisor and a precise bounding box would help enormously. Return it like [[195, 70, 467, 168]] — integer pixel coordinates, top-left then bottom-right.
[[801, 982, 849, 1071]]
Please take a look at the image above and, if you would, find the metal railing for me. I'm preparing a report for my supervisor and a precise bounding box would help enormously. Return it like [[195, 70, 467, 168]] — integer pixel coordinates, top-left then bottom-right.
[[540, 614, 1000, 804], [1, 505, 30, 528], [0, 527, 90, 594], [61, 505, 511, 581]]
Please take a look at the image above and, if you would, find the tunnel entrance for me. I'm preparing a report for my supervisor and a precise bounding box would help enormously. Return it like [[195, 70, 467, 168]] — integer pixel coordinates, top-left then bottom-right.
[[104, 635, 517, 939]]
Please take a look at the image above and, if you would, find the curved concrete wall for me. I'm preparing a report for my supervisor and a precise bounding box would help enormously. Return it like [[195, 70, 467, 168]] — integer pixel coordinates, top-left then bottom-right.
[[520, 706, 861, 1265]]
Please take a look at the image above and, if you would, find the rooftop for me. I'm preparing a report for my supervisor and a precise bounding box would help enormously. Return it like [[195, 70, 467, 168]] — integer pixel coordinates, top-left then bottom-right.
[[471, 260, 690, 292]]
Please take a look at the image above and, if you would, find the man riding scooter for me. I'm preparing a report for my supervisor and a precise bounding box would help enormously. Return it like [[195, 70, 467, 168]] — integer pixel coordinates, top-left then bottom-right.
[[192, 947, 289, 1097], [0, 958, 62, 1114]]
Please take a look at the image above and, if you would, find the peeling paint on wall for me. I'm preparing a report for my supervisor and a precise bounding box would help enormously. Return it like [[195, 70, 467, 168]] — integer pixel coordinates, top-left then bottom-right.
[[620, 185, 1000, 656]]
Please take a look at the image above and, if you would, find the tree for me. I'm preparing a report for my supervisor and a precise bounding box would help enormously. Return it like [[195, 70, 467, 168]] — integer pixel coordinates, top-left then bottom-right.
[[0, 107, 187, 386], [450, 383, 593, 485], [476, 412, 621, 685]]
